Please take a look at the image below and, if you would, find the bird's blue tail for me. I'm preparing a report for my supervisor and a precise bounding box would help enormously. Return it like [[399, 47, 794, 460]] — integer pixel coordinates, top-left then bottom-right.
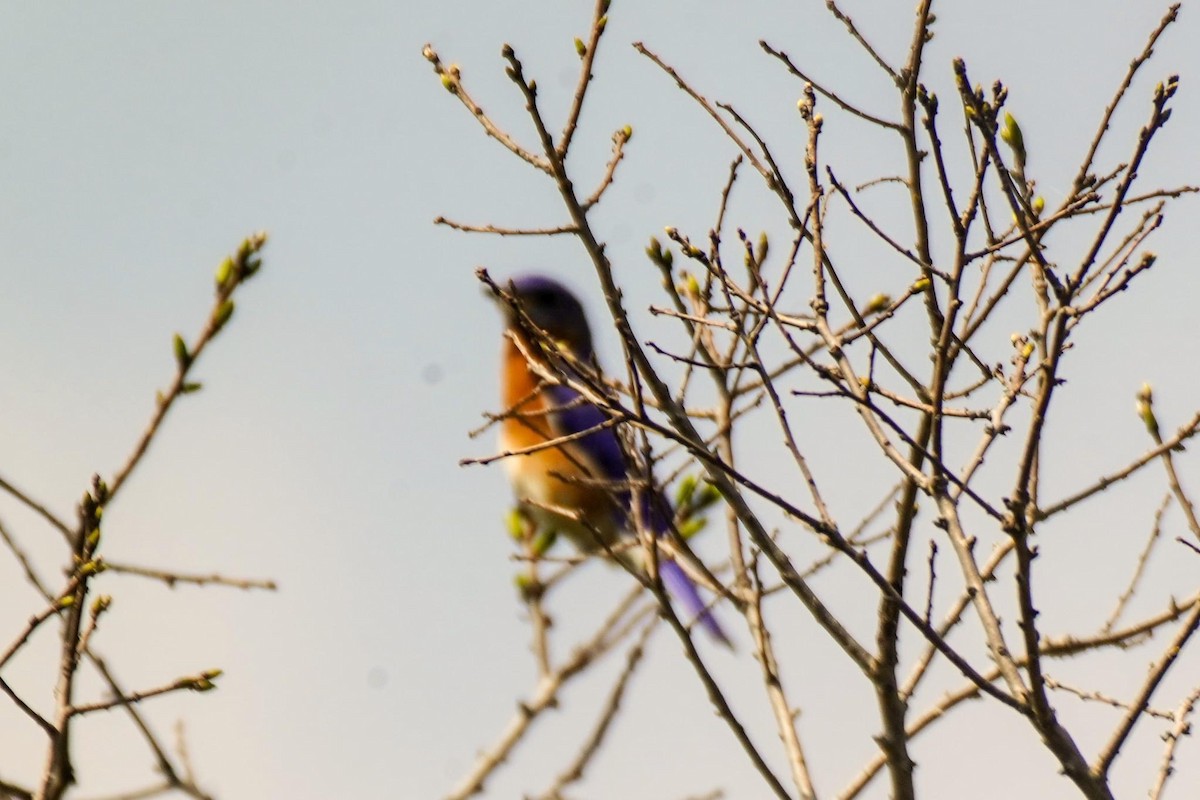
[[659, 558, 731, 647]]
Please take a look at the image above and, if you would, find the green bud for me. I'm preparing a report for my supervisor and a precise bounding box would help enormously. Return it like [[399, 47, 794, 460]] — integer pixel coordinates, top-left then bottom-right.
[[756, 231, 769, 265], [91, 595, 112, 615], [506, 508, 527, 540], [678, 517, 707, 540], [1136, 383, 1159, 436], [182, 382, 203, 394], [646, 237, 663, 263], [597, 15, 607, 32], [215, 256, 235, 289], [202, 668, 224, 680], [173, 334, 190, 369], [694, 483, 722, 510], [574, 37, 587, 57], [999, 112, 1025, 158], [86, 529, 101, 549], [862, 293, 891, 314], [531, 528, 557, 557], [514, 572, 542, 602], [674, 474, 698, 508], [213, 300, 235, 331]]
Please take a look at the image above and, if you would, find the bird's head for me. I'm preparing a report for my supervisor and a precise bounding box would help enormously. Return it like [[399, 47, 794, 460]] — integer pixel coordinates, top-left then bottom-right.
[[500, 275, 594, 360]]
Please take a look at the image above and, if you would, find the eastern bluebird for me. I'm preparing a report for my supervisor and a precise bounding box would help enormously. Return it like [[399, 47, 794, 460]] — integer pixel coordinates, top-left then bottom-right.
[[492, 274, 729, 645]]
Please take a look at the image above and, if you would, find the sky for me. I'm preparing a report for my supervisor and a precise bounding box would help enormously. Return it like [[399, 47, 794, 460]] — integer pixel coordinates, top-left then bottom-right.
[[0, 2, 1198, 798]]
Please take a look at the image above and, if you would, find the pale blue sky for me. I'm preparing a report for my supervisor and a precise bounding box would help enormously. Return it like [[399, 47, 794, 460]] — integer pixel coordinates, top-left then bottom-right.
[[1, 2, 1198, 798]]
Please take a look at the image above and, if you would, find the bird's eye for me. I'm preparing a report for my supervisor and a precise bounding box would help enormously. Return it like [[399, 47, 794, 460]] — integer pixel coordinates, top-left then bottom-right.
[[531, 290, 557, 307]]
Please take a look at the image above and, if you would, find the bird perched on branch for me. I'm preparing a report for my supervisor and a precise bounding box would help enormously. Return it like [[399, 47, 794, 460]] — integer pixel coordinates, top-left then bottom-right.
[[491, 273, 729, 645]]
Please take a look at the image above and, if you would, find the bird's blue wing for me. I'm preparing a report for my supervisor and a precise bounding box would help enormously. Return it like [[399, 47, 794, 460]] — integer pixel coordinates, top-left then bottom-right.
[[544, 382, 627, 485], [544, 382, 731, 646]]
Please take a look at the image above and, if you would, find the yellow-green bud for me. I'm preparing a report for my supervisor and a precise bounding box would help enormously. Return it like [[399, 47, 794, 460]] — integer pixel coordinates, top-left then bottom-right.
[[646, 237, 665, 265], [621, 125, 632, 141], [506, 508, 527, 540], [59, 595, 76, 608], [863, 293, 891, 314], [695, 483, 721, 511], [213, 300, 235, 330], [440, 74, 456, 93], [531, 529, 557, 557], [999, 112, 1024, 156], [912, 277, 931, 291], [678, 517, 706, 539], [597, 15, 607, 32], [1032, 196, 1045, 217], [674, 474, 698, 508], [1136, 383, 1158, 435], [514, 572, 541, 602], [574, 37, 587, 57], [215, 256, 234, 289], [173, 334, 190, 369]]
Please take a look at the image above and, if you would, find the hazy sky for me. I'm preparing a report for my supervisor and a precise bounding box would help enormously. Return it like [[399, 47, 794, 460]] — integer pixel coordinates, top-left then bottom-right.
[[1, 2, 1198, 798]]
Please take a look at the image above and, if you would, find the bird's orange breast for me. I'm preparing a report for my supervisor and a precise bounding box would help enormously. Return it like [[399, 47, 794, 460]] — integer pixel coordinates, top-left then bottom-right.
[[498, 330, 615, 537]]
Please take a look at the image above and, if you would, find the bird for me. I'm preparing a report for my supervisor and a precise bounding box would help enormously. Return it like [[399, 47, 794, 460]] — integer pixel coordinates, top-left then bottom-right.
[[491, 273, 729, 645]]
